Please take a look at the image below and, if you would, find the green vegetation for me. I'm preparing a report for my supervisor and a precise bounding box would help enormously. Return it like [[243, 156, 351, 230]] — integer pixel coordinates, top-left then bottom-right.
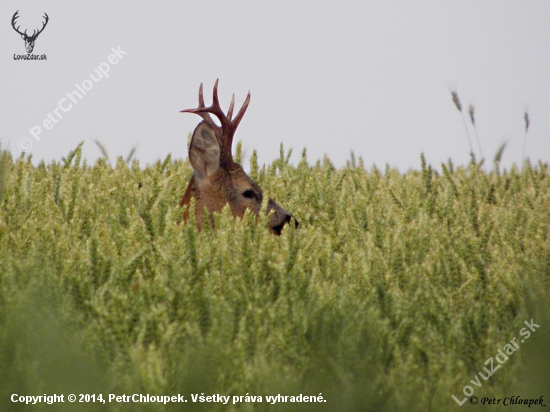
[[0, 143, 548, 411]]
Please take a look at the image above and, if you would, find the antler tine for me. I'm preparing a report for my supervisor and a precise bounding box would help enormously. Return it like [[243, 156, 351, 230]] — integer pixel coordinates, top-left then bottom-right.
[[227, 94, 235, 121], [231, 91, 251, 131], [212, 79, 220, 109], [219, 90, 250, 155], [198, 82, 205, 107], [208, 79, 229, 126], [196, 82, 217, 127], [180, 82, 217, 128]]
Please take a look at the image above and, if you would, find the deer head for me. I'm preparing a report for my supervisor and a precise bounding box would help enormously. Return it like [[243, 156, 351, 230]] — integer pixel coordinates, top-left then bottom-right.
[[11, 11, 49, 54], [180, 80, 297, 235]]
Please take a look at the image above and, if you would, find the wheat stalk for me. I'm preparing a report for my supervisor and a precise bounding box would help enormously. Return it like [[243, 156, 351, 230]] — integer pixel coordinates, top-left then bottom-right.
[[468, 104, 483, 160], [451, 91, 475, 161], [522, 111, 530, 164]]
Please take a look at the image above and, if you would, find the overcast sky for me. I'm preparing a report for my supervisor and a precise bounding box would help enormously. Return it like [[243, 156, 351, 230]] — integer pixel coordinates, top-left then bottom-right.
[[1, 1, 549, 171]]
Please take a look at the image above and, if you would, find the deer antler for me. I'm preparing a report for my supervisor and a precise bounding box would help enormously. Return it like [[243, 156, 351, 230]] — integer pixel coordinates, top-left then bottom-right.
[[31, 13, 49, 39], [181, 79, 250, 167], [11, 11, 49, 39], [11, 11, 26, 37]]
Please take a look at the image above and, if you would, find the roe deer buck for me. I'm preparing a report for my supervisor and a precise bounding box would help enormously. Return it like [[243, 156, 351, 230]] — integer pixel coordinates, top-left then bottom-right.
[[180, 80, 297, 235]]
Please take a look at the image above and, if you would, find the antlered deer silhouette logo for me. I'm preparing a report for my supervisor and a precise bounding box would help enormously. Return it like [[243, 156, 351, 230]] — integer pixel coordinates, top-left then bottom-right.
[[11, 11, 49, 54]]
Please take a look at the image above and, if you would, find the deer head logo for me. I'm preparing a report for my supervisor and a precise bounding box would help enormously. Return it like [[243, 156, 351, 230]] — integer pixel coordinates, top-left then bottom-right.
[[11, 11, 49, 54], [180, 80, 298, 235]]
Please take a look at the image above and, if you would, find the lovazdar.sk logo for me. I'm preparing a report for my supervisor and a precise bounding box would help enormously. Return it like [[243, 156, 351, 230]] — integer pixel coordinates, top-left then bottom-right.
[[11, 10, 49, 60]]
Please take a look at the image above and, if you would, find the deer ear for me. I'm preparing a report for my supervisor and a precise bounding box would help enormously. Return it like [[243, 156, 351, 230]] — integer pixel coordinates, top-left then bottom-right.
[[189, 122, 220, 178]]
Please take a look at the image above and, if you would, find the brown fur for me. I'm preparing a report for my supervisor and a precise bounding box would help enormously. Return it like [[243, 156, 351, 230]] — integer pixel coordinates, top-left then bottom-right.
[[180, 81, 297, 235]]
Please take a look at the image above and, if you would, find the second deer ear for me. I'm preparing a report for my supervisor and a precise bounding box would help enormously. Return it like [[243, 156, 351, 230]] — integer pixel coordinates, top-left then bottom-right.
[[189, 122, 220, 178]]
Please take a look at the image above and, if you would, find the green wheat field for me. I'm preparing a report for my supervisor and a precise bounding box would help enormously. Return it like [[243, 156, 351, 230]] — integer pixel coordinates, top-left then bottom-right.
[[0, 142, 548, 411]]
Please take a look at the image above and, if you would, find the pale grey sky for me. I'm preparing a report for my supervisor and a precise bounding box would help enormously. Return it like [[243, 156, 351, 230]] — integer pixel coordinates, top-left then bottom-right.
[[1, 1, 549, 171]]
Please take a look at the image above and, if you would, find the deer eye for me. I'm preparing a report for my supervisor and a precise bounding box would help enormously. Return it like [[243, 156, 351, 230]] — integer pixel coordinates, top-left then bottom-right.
[[242, 190, 256, 199]]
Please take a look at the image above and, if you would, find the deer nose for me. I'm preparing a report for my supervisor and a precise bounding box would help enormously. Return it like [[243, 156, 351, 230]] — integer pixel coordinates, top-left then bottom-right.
[[266, 198, 297, 235], [285, 214, 299, 228], [281, 214, 299, 230]]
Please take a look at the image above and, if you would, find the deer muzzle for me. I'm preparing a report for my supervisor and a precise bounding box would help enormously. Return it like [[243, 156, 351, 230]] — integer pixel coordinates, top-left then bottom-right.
[[266, 198, 298, 235]]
